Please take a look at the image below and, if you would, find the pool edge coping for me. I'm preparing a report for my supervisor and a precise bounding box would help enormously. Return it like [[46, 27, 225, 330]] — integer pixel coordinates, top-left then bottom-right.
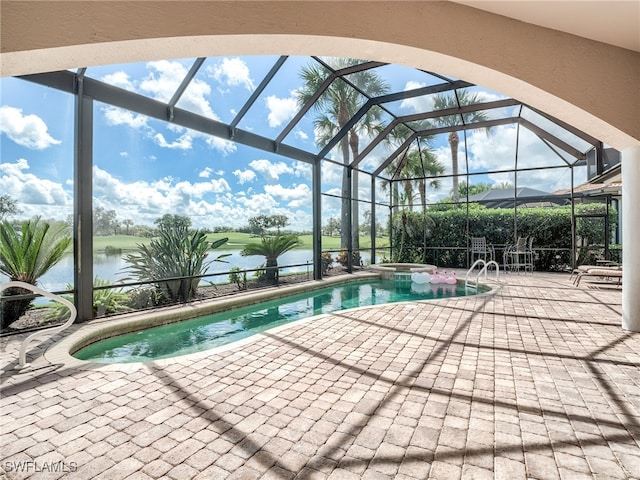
[[43, 272, 499, 372], [44, 272, 379, 371]]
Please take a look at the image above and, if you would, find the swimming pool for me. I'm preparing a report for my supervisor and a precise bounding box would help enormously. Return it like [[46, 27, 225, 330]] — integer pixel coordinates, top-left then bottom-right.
[[74, 278, 488, 363]]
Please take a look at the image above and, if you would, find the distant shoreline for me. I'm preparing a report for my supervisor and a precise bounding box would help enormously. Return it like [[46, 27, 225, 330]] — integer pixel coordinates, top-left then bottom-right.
[[90, 232, 389, 254]]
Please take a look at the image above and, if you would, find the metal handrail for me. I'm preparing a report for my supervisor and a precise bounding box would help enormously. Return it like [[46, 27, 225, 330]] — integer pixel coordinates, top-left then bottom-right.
[[465, 259, 486, 288], [1, 281, 77, 371], [465, 260, 500, 288]]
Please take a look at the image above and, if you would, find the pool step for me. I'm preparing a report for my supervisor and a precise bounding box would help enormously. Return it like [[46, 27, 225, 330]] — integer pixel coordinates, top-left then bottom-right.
[[393, 272, 414, 285]]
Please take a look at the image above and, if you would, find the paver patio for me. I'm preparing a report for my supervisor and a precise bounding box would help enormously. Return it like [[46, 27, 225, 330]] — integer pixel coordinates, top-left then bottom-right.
[[1, 271, 639, 479]]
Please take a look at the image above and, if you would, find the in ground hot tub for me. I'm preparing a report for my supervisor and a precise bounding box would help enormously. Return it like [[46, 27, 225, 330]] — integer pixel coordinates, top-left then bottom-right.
[[370, 263, 436, 281]]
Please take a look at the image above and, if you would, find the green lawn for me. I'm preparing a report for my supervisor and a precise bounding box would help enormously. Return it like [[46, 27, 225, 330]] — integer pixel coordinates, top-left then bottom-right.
[[92, 232, 388, 253], [92, 235, 150, 252]]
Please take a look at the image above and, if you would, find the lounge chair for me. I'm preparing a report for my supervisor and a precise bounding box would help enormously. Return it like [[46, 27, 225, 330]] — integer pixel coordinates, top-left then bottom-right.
[[573, 266, 622, 287], [570, 264, 620, 283]]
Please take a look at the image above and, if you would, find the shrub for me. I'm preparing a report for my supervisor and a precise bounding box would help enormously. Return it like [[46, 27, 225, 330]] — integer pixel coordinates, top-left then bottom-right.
[[123, 224, 229, 303], [336, 250, 362, 268], [0, 217, 71, 329], [229, 267, 247, 290], [46, 277, 131, 321], [126, 287, 160, 310], [104, 245, 122, 256], [241, 234, 301, 284], [321, 252, 333, 275], [389, 204, 617, 270], [254, 263, 267, 281]]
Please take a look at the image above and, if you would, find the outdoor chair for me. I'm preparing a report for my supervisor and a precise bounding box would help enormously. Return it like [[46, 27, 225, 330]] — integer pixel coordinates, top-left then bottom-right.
[[470, 236, 494, 265], [504, 237, 533, 272], [526, 236, 534, 270], [572, 265, 622, 286], [570, 263, 620, 280]]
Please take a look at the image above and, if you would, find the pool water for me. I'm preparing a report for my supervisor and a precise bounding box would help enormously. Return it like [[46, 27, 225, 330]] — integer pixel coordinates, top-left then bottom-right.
[[74, 279, 485, 363]]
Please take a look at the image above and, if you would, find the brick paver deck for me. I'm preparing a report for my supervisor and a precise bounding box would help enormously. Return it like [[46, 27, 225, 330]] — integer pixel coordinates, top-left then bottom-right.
[[1, 272, 638, 479]]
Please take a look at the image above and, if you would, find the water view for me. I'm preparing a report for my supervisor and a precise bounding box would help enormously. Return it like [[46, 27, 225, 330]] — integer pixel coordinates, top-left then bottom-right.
[[1, 249, 375, 293]]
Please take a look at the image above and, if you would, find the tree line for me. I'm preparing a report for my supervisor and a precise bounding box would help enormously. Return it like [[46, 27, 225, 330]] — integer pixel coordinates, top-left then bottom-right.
[[0, 195, 312, 238]]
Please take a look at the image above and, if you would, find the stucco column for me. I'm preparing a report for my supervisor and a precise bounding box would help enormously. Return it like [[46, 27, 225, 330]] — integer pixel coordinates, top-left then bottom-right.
[[622, 145, 640, 332]]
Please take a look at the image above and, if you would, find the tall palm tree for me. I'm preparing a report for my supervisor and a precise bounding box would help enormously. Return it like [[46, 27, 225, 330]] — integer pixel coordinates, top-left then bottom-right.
[[432, 89, 493, 205], [411, 146, 445, 212], [380, 140, 445, 213], [241, 234, 301, 284], [296, 59, 389, 252], [0, 217, 71, 328]]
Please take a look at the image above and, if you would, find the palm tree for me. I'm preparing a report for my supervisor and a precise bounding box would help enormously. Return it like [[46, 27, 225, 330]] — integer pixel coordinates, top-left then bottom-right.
[[380, 140, 445, 213], [432, 89, 493, 205], [296, 58, 389, 252], [380, 140, 444, 264], [412, 147, 446, 212], [241, 234, 301, 284], [122, 219, 134, 235], [0, 217, 71, 328]]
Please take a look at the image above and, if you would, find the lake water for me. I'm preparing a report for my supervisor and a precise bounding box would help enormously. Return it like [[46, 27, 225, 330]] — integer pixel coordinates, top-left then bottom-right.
[[1, 249, 376, 293]]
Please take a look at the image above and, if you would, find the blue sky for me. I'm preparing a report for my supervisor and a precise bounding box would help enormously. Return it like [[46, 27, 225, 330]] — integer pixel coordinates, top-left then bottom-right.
[[0, 56, 589, 231]]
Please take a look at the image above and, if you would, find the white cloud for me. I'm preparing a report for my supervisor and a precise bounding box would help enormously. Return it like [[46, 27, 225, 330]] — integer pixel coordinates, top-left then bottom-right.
[[101, 71, 136, 91], [320, 187, 343, 219], [295, 130, 309, 140], [466, 125, 574, 192], [211, 178, 232, 193], [153, 132, 193, 150], [265, 95, 298, 128], [119, 152, 129, 157], [1, 160, 312, 230], [433, 146, 454, 176], [141, 60, 218, 119], [173, 178, 231, 197], [0, 106, 61, 150], [233, 192, 280, 215], [208, 57, 255, 91], [400, 84, 506, 120], [293, 162, 312, 180], [104, 107, 235, 155], [474, 90, 506, 104], [199, 167, 213, 178], [264, 183, 311, 208], [249, 159, 294, 183], [203, 135, 237, 155], [139, 60, 189, 102], [233, 169, 257, 184], [319, 161, 344, 189], [92, 166, 233, 224], [0, 159, 72, 216], [101, 67, 235, 154], [99, 62, 239, 154], [400, 81, 431, 112], [103, 106, 148, 129]]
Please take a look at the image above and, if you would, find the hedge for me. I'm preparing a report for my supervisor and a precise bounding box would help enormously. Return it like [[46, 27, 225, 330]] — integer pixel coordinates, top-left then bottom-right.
[[389, 204, 617, 271]]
